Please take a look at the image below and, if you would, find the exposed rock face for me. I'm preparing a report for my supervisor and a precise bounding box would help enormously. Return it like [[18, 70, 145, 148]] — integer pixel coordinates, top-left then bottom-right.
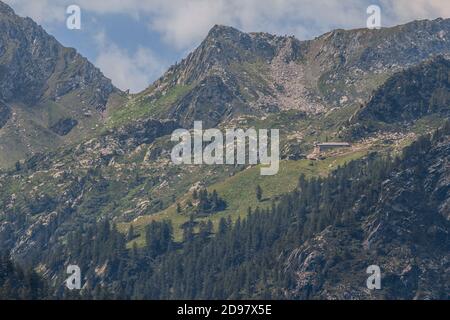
[[346, 56, 450, 138], [1, 2, 450, 299], [0, 117, 179, 262], [0, 2, 115, 107], [253, 38, 325, 114], [285, 136, 450, 300], [136, 25, 326, 128], [110, 118, 180, 148], [169, 75, 247, 128], [0, 1, 122, 167], [3, 3, 450, 158], [49, 118, 78, 136], [303, 18, 450, 106], [168, 25, 285, 85], [134, 18, 450, 130]]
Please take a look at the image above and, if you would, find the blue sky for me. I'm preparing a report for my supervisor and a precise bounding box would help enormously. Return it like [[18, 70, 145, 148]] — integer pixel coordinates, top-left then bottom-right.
[[4, 0, 450, 92]]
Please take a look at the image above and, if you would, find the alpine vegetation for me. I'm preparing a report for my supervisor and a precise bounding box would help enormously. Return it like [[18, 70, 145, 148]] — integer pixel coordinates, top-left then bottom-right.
[[171, 121, 280, 175]]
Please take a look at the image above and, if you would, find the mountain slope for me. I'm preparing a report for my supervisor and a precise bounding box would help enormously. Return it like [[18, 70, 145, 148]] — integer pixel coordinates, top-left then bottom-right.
[[345, 56, 450, 138], [32, 123, 446, 300], [0, 2, 124, 167], [110, 18, 450, 131], [108, 25, 311, 128], [139, 124, 449, 299], [0, 6, 450, 299], [285, 129, 450, 299]]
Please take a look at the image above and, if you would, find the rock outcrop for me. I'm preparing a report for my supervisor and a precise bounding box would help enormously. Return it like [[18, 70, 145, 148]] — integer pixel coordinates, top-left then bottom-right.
[[0, 1, 123, 167], [285, 134, 450, 299]]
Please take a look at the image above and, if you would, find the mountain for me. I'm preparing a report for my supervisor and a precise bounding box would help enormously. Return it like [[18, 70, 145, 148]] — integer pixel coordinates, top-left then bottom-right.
[[141, 124, 449, 299], [285, 131, 450, 299], [344, 56, 450, 138], [0, 2, 449, 299], [0, 2, 124, 167], [8, 122, 447, 300], [109, 19, 450, 130]]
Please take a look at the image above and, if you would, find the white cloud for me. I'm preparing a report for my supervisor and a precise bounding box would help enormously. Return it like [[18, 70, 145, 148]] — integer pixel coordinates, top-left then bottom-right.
[[147, 0, 230, 49], [380, 0, 450, 24], [6, 0, 450, 49], [94, 32, 167, 93], [5, 0, 450, 92], [4, 0, 65, 23]]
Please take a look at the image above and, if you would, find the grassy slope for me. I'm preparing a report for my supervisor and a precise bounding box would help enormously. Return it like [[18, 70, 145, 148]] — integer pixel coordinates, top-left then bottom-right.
[[119, 149, 368, 245], [0, 90, 120, 168], [107, 84, 194, 128]]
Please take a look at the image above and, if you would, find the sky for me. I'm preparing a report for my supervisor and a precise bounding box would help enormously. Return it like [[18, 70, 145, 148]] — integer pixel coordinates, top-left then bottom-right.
[[4, 0, 450, 93]]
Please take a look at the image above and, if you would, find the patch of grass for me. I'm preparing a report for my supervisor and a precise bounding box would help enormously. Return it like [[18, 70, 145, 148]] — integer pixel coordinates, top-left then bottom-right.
[[411, 114, 446, 135], [119, 149, 368, 245], [108, 84, 194, 127]]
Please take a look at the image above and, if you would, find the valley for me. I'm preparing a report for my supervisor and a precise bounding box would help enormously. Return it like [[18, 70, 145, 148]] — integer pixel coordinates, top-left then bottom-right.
[[0, 1, 448, 300]]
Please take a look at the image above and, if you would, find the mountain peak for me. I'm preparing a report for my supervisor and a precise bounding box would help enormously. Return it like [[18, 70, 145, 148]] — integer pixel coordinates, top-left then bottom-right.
[[203, 24, 248, 45], [0, 1, 14, 15], [207, 24, 243, 37], [0, 1, 122, 167]]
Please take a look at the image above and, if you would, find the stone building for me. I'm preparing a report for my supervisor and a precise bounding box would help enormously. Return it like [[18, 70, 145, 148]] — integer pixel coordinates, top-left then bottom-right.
[[313, 142, 351, 153]]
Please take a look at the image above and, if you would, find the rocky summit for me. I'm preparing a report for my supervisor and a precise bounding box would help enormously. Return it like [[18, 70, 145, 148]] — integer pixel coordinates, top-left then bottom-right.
[[0, 0, 448, 300], [0, 2, 123, 167]]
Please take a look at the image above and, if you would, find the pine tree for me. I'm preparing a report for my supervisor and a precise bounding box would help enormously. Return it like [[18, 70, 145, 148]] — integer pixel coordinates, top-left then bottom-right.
[[256, 185, 263, 202], [127, 225, 135, 241]]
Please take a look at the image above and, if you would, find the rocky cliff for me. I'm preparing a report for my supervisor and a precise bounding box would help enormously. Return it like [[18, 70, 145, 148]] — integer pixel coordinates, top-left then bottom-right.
[[0, 2, 123, 167], [285, 132, 450, 299]]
